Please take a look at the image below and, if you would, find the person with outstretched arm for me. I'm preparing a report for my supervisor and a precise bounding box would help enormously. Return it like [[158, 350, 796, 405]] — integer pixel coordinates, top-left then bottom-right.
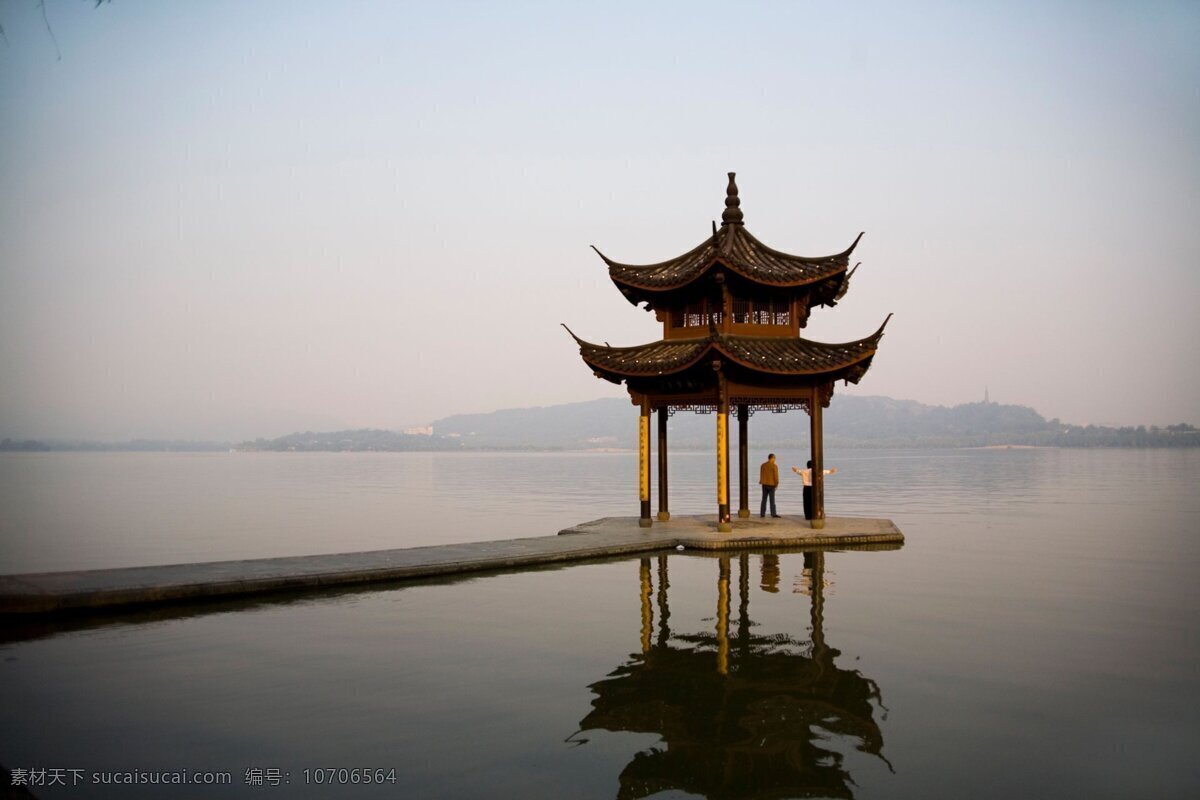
[[792, 461, 837, 520]]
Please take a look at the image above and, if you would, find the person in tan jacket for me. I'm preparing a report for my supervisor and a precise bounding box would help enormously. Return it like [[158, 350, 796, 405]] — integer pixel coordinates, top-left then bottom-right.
[[759, 454, 780, 518]]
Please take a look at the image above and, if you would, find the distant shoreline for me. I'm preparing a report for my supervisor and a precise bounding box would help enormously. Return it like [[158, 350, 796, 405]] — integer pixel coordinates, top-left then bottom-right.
[[4, 395, 1197, 453], [962, 444, 1051, 450], [7, 441, 1200, 453]]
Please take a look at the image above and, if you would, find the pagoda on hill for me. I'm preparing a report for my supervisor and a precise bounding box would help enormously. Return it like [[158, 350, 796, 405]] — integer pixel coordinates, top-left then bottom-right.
[[565, 173, 890, 531]]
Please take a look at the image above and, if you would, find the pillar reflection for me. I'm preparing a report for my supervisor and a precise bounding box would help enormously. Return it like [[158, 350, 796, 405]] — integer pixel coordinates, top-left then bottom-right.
[[639, 558, 653, 655], [584, 551, 890, 800], [716, 556, 730, 676]]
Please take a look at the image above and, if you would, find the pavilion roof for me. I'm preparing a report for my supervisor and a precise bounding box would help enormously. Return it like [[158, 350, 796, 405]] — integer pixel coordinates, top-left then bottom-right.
[[579, 637, 888, 800], [563, 315, 890, 385], [592, 173, 862, 305]]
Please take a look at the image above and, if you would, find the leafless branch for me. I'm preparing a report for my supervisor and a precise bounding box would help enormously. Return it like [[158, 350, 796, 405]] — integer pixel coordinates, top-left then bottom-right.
[[39, 0, 62, 61]]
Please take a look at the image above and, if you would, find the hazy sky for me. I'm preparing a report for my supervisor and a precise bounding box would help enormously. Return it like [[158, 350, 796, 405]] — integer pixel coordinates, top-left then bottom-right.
[[2, 1, 1197, 440]]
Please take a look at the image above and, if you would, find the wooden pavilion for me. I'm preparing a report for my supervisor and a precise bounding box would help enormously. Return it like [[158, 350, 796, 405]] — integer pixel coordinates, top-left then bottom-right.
[[566, 173, 890, 531]]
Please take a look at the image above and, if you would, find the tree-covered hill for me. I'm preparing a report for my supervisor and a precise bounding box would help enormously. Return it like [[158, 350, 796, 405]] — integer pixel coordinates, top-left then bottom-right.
[[418, 396, 1198, 451], [5, 397, 1194, 452]]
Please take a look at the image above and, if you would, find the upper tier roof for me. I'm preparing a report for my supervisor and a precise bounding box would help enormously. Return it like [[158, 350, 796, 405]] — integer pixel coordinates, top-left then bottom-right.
[[592, 173, 863, 305]]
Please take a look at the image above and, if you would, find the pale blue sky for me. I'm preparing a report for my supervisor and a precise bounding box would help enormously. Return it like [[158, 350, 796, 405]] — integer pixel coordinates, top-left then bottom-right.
[[1, 1, 1197, 439]]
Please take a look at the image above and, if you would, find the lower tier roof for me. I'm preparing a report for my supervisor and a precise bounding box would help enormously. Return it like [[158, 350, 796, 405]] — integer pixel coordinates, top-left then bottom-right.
[[564, 316, 890, 386]]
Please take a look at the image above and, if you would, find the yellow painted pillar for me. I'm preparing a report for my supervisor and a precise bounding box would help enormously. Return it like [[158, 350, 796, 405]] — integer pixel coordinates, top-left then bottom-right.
[[716, 401, 732, 532], [639, 398, 652, 528]]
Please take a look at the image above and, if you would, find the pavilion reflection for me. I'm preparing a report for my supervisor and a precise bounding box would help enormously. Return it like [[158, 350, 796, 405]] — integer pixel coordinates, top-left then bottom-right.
[[579, 552, 890, 800]]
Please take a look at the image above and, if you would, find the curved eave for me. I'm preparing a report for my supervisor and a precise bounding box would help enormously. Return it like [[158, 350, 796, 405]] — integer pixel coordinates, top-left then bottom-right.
[[591, 235, 715, 278], [716, 341, 873, 377], [595, 229, 863, 304], [715, 317, 887, 377], [744, 228, 864, 264], [834, 263, 860, 303], [563, 325, 715, 381], [719, 228, 861, 287], [562, 316, 891, 382]]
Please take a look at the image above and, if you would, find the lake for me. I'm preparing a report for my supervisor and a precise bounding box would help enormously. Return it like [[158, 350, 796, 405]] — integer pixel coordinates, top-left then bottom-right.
[[1, 447, 1198, 798]]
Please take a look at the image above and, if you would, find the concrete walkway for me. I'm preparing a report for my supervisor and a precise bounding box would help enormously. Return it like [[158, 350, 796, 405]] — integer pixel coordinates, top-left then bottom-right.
[[0, 515, 901, 615]]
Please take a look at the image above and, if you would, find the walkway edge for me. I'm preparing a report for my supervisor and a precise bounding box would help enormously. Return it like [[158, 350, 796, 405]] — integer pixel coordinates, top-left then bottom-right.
[[0, 515, 902, 615]]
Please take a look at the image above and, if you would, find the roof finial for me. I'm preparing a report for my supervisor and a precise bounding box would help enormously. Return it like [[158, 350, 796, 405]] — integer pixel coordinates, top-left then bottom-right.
[[721, 171, 744, 225]]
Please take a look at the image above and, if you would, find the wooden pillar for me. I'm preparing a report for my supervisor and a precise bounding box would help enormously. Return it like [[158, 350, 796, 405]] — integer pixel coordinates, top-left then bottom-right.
[[809, 390, 825, 529], [639, 397, 652, 528], [657, 407, 670, 521], [737, 404, 750, 518], [716, 397, 732, 533]]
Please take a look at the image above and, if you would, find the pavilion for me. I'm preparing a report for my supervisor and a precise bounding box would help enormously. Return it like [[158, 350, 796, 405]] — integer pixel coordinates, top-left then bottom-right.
[[566, 173, 890, 530]]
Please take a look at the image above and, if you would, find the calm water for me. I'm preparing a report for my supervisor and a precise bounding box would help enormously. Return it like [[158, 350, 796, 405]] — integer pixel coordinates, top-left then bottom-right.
[[1, 448, 1198, 798]]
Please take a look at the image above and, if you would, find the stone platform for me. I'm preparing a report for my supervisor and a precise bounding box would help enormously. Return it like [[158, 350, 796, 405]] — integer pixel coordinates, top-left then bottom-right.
[[0, 515, 901, 615]]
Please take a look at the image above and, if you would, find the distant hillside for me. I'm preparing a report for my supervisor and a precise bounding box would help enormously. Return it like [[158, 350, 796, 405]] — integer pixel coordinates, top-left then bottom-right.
[[231, 396, 1197, 451], [0, 437, 230, 452], [431, 398, 633, 449], [426, 396, 1198, 450], [9, 397, 1191, 453], [236, 429, 462, 452]]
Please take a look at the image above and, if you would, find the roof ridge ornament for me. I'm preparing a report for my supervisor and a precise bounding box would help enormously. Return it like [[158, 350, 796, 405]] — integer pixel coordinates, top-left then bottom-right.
[[721, 172, 744, 226]]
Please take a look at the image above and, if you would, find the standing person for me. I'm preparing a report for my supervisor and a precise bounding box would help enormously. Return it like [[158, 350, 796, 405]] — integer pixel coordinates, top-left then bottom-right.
[[792, 461, 838, 520], [759, 453, 781, 518]]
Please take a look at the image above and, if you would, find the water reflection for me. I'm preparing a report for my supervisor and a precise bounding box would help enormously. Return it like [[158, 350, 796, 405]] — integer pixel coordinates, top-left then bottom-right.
[[579, 553, 891, 799]]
